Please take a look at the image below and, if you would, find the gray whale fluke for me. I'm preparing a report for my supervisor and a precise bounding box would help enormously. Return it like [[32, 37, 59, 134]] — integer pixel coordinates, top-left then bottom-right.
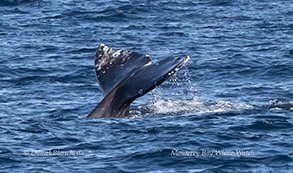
[[87, 44, 190, 118]]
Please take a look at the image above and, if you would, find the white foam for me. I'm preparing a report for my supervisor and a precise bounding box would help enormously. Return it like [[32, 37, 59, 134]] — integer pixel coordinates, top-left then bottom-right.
[[150, 97, 253, 115]]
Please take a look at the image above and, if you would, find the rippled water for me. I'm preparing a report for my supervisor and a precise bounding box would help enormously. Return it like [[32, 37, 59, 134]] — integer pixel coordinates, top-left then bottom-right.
[[1, 0, 293, 172]]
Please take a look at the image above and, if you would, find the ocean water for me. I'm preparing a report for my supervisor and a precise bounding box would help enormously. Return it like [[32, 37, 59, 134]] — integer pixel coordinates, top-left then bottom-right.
[[0, 0, 293, 172]]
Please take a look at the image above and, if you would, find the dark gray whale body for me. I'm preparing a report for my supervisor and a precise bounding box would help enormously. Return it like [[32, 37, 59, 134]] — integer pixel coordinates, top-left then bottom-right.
[[87, 44, 190, 118]]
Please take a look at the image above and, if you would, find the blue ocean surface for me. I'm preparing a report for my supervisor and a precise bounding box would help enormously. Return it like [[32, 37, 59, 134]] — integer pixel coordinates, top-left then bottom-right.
[[0, 0, 293, 172]]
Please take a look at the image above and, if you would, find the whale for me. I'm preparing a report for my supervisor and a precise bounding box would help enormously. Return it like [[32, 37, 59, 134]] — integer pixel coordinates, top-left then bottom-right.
[[87, 44, 190, 118]]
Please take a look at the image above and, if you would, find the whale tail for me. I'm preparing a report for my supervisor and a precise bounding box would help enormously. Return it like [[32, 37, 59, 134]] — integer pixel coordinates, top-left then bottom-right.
[[87, 44, 190, 118]]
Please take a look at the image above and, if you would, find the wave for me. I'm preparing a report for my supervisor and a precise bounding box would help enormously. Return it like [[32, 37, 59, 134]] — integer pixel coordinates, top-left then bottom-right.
[[0, 0, 37, 6]]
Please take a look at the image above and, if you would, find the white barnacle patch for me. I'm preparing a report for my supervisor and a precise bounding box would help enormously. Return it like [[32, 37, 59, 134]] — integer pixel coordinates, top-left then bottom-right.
[[112, 50, 121, 57], [101, 44, 109, 52], [96, 53, 112, 71], [95, 64, 102, 71], [138, 89, 143, 95]]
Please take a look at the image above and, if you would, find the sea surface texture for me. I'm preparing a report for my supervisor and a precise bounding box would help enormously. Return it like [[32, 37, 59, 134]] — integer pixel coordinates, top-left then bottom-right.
[[1, 0, 293, 172]]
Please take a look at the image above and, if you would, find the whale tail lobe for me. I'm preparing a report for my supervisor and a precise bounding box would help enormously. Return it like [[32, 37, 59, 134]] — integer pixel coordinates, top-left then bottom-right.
[[87, 44, 189, 118]]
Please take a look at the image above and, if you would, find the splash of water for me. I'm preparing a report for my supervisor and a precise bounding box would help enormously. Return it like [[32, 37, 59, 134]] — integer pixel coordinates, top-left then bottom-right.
[[150, 97, 254, 115], [147, 66, 254, 115], [133, 67, 292, 117], [264, 99, 293, 110]]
